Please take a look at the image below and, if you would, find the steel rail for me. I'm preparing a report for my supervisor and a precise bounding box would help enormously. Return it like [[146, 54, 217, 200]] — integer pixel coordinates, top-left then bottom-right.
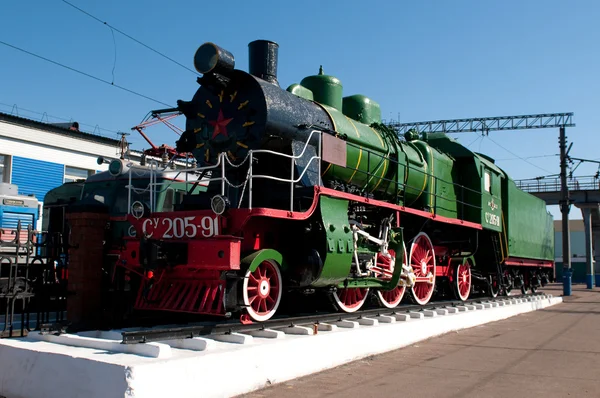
[[119, 293, 541, 344]]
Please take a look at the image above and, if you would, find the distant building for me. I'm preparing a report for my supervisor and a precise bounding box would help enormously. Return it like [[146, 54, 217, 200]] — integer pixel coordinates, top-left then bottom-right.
[[0, 112, 125, 229], [1, 111, 193, 230], [554, 219, 595, 283]]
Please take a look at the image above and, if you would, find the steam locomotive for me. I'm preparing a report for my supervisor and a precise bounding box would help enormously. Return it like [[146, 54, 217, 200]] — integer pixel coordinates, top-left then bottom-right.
[[110, 40, 554, 323]]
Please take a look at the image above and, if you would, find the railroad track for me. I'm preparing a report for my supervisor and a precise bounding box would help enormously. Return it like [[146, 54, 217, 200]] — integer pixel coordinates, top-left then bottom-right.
[[118, 292, 543, 344]]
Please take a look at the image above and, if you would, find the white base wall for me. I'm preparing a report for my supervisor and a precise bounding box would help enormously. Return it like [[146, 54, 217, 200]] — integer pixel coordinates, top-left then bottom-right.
[[0, 296, 562, 398]]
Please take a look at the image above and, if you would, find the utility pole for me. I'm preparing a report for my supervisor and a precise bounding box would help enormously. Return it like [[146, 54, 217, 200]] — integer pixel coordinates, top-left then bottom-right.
[[559, 126, 572, 295]]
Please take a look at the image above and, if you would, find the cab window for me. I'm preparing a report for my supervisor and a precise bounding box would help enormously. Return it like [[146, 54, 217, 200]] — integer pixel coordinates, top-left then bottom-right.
[[163, 188, 175, 212]]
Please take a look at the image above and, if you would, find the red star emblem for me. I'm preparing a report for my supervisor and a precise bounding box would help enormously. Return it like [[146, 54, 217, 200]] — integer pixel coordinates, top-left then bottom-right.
[[208, 109, 233, 139]]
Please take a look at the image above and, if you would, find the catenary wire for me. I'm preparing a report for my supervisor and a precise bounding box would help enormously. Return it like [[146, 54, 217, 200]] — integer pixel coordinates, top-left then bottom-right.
[[61, 0, 200, 76], [0, 40, 173, 108], [485, 135, 554, 174], [464, 133, 482, 148], [496, 154, 558, 161], [109, 26, 117, 84]]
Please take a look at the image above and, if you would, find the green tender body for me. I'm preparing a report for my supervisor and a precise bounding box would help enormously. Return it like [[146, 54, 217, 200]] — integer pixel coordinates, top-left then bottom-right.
[[476, 155, 503, 233], [504, 178, 554, 261], [426, 134, 505, 231]]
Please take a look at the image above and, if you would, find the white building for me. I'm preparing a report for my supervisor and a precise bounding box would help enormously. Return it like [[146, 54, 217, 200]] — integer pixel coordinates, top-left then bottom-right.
[[0, 112, 128, 228]]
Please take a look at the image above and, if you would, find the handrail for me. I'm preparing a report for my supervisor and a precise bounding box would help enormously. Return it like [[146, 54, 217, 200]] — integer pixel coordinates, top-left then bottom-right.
[[126, 130, 324, 214]]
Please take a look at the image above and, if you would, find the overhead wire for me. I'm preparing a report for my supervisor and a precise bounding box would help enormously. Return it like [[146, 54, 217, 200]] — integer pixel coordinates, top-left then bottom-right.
[[485, 135, 554, 174], [109, 26, 117, 84], [464, 133, 483, 148], [61, 0, 199, 76], [496, 154, 558, 161], [0, 40, 173, 108]]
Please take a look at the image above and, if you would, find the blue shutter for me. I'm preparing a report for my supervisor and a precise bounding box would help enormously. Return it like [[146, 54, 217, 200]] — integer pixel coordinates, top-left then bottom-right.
[[11, 156, 64, 201], [0, 210, 35, 229]]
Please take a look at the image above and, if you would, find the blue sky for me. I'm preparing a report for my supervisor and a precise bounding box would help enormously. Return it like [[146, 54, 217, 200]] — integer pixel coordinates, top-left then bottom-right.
[[1, 0, 599, 219]]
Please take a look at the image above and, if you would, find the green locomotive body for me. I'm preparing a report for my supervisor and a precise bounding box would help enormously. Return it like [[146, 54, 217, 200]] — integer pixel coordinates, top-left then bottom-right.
[[286, 70, 553, 269]]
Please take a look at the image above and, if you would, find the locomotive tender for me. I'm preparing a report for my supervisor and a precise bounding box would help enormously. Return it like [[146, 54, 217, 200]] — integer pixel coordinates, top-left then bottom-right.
[[118, 40, 553, 322]]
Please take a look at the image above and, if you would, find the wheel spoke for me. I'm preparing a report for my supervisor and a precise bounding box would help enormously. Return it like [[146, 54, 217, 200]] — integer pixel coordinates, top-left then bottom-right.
[[340, 289, 347, 303], [349, 289, 357, 305], [416, 283, 423, 298], [414, 246, 423, 260], [420, 284, 427, 299]]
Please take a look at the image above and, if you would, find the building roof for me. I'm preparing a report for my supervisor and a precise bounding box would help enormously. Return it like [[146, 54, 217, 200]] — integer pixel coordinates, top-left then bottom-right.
[[0, 111, 191, 167], [0, 111, 120, 146]]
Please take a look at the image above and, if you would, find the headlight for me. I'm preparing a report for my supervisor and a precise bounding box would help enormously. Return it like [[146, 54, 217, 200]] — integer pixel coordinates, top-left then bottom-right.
[[131, 201, 145, 219], [210, 195, 229, 215], [108, 159, 123, 176]]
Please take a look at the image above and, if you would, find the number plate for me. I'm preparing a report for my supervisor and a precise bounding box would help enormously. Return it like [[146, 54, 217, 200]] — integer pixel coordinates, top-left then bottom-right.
[[141, 216, 220, 239]]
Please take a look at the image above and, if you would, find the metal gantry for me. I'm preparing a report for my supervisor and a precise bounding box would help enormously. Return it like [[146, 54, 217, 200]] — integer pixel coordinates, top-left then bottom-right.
[[387, 112, 576, 295], [516, 175, 600, 193], [387, 113, 574, 135]]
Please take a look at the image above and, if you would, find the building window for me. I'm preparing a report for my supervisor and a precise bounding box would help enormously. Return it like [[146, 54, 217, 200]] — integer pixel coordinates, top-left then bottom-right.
[[64, 166, 93, 183], [0, 154, 10, 183]]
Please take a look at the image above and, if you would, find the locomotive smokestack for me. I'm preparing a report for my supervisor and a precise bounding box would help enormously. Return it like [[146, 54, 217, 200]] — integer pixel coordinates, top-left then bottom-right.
[[248, 40, 279, 85]]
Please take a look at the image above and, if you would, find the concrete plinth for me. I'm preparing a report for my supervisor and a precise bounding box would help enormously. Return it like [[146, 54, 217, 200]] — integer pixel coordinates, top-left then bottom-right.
[[0, 293, 562, 398]]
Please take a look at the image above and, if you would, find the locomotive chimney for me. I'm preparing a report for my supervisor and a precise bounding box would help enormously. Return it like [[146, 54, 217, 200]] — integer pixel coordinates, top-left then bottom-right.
[[248, 40, 279, 86]]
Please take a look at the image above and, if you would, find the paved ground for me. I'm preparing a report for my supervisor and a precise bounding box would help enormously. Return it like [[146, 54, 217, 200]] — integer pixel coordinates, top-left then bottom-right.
[[242, 284, 600, 398]]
